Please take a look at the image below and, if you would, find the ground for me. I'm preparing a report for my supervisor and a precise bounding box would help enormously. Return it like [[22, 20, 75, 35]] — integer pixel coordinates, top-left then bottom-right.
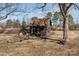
[[0, 30, 79, 56]]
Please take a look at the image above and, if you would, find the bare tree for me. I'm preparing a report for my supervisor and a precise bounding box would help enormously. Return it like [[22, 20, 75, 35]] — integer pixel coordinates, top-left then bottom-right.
[[36, 3, 79, 44], [58, 3, 79, 44]]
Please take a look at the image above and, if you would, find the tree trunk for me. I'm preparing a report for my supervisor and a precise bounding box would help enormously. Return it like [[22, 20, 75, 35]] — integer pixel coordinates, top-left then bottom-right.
[[63, 16, 69, 42]]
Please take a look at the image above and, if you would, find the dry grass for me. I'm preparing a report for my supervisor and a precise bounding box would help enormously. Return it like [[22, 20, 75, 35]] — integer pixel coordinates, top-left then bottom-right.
[[0, 30, 79, 56]]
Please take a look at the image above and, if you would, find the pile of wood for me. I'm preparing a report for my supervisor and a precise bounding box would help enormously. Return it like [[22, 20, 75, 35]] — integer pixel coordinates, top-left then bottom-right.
[[31, 18, 49, 26], [30, 18, 50, 37]]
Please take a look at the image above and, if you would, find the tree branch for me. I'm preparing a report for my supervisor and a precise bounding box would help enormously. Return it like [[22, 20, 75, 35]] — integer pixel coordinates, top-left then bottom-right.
[[58, 3, 65, 17], [0, 8, 17, 20], [0, 3, 13, 12], [72, 3, 79, 10], [36, 3, 47, 9], [66, 3, 73, 12]]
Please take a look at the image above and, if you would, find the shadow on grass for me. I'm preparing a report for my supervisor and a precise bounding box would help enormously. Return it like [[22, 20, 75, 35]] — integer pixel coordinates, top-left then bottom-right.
[[40, 37, 65, 45]]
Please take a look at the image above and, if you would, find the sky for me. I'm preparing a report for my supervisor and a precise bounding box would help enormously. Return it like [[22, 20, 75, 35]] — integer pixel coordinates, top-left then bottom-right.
[[0, 3, 79, 23]]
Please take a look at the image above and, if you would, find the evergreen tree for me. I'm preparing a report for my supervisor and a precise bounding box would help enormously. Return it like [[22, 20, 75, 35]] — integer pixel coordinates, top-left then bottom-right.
[[15, 19, 21, 28], [6, 19, 13, 28], [21, 18, 26, 29]]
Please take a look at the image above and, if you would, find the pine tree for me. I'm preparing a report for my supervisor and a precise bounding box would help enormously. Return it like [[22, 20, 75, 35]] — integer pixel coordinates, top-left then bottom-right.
[[15, 19, 21, 28], [6, 19, 13, 28]]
